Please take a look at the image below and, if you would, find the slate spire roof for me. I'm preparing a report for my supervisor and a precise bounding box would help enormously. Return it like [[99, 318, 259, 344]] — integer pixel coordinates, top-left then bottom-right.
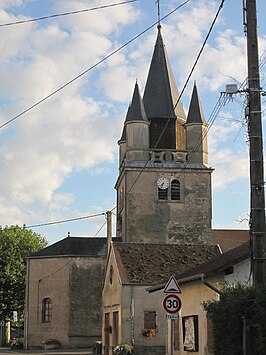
[[143, 25, 186, 121], [126, 81, 148, 122], [186, 81, 206, 124], [118, 81, 148, 143]]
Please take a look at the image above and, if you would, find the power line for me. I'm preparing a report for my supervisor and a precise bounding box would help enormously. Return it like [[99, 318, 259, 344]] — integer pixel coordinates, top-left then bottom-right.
[[25, 212, 105, 229], [115, 0, 225, 208], [6, 1, 192, 232], [154, 0, 225, 152], [0, 0, 191, 131], [94, 220, 107, 237], [0, 0, 139, 28]]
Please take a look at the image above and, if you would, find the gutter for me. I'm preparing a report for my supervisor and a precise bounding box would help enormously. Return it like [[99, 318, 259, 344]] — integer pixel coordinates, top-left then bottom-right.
[[146, 273, 222, 295], [146, 274, 206, 293]]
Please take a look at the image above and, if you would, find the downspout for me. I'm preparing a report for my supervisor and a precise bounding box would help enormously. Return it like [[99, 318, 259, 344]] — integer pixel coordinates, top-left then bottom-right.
[[202, 275, 222, 295], [130, 285, 135, 346]]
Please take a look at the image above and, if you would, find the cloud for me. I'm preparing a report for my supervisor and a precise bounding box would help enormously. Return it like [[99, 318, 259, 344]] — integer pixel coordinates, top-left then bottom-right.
[[0, 0, 263, 240], [208, 113, 249, 189]]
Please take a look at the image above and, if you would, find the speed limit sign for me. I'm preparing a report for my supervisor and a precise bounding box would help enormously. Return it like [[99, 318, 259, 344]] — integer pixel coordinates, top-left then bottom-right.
[[163, 294, 182, 314]]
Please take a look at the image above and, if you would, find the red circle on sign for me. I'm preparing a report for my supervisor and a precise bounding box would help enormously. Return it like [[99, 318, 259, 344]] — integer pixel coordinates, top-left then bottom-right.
[[163, 294, 182, 314]]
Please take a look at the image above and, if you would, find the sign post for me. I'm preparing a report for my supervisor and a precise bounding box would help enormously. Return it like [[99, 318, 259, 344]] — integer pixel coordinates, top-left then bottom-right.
[[162, 276, 182, 355]]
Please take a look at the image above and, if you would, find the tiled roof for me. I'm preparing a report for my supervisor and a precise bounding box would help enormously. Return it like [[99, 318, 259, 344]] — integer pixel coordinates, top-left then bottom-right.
[[212, 229, 249, 252], [30, 237, 121, 257], [113, 243, 220, 285], [175, 241, 250, 280]]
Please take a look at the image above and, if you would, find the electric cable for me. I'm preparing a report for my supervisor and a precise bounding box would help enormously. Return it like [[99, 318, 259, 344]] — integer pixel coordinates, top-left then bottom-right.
[[153, 0, 225, 151], [0, 0, 139, 28], [116, 0, 225, 205], [0, 0, 191, 130], [25, 212, 105, 229], [94, 220, 107, 237], [7, 0, 225, 232], [13, 0, 190, 236]]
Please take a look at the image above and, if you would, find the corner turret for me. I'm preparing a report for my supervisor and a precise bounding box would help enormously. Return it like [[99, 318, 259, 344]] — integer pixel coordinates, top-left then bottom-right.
[[186, 82, 208, 164], [118, 82, 149, 165]]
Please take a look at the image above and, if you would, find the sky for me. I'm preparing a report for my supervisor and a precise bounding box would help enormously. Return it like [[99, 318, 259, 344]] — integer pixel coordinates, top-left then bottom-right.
[[0, 0, 265, 245]]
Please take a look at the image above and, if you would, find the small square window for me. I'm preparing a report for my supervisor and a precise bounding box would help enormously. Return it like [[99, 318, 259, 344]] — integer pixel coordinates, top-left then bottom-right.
[[144, 311, 157, 329]]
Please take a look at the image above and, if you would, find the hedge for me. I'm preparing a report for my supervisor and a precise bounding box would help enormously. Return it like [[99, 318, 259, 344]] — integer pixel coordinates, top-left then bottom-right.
[[203, 284, 266, 355]]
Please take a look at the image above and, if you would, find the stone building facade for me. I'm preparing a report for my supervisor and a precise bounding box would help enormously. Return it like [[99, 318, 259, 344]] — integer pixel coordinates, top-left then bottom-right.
[[25, 237, 112, 349], [24, 19, 250, 354], [116, 26, 212, 245]]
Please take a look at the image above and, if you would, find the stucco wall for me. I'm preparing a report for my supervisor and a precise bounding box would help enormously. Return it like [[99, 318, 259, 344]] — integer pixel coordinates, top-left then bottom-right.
[[102, 249, 122, 355], [102, 248, 223, 355], [170, 278, 220, 355], [26, 256, 106, 349], [224, 258, 252, 285], [122, 285, 166, 355], [26, 257, 71, 349]]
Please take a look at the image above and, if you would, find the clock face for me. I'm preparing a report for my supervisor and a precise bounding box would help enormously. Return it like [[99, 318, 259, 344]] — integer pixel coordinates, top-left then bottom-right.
[[157, 177, 169, 189]]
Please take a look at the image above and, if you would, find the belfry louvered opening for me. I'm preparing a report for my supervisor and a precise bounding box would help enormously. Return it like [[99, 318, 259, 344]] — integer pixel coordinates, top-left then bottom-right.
[[171, 179, 180, 201]]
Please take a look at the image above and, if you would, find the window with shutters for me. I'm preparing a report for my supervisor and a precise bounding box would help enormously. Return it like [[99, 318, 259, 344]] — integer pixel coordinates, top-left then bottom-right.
[[171, 179, 180, 200], [42, 297, 52, 323], [144, 311, 157, 329]]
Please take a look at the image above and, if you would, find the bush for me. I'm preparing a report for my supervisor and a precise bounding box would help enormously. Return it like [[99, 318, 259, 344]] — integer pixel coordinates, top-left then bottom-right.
[[113, 343, 133, 355], [203, 284, 266, 355]]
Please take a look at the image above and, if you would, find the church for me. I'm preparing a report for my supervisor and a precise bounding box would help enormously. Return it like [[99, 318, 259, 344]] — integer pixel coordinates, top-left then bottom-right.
[[115, 24, 211, 245], [24, 24, 249, 353]]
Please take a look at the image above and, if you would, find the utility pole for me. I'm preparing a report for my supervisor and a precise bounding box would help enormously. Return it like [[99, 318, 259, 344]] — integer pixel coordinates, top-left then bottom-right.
[[244, 0, 266, 287]]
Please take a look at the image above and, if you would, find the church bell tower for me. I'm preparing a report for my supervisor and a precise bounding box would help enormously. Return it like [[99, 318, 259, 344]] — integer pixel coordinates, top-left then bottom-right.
[[115, 26, 213, 245]]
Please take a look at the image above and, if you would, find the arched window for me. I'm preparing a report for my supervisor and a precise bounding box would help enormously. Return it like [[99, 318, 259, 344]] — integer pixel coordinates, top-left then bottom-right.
[[171, 179, 180, 201], [42, 297, 52, 323]]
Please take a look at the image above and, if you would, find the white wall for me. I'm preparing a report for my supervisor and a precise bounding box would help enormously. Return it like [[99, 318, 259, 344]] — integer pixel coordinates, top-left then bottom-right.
[[224, 258, 252, 286]]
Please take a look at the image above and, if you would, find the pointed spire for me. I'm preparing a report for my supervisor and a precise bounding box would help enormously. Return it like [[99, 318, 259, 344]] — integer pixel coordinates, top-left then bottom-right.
[[118, 81, 147, 144], [143, 26, 186, 121], [126, 81, 148, 122], [118, 126, 126, 144], [186, 82, 206, 124]]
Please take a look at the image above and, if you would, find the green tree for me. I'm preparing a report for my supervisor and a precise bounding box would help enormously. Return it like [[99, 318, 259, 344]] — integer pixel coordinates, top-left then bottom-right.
[[203, 284, 266, 355], [0, 225, 48, 321]]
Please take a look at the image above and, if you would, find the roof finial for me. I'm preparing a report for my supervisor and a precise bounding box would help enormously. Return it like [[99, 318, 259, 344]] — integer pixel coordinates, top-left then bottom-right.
[[156, 0, 161, 29]]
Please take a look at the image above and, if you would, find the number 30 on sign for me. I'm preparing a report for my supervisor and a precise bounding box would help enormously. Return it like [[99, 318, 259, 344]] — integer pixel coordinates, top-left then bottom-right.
[[163, 294, 182, 314]]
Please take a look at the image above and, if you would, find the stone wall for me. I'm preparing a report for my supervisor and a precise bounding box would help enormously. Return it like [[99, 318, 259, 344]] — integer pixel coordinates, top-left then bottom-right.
[[69, 257, 106, 346], [117, 166, 212, 244]]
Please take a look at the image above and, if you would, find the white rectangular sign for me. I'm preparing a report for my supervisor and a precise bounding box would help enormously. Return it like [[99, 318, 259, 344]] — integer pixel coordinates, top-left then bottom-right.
[[165, 314, 179, 320]]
